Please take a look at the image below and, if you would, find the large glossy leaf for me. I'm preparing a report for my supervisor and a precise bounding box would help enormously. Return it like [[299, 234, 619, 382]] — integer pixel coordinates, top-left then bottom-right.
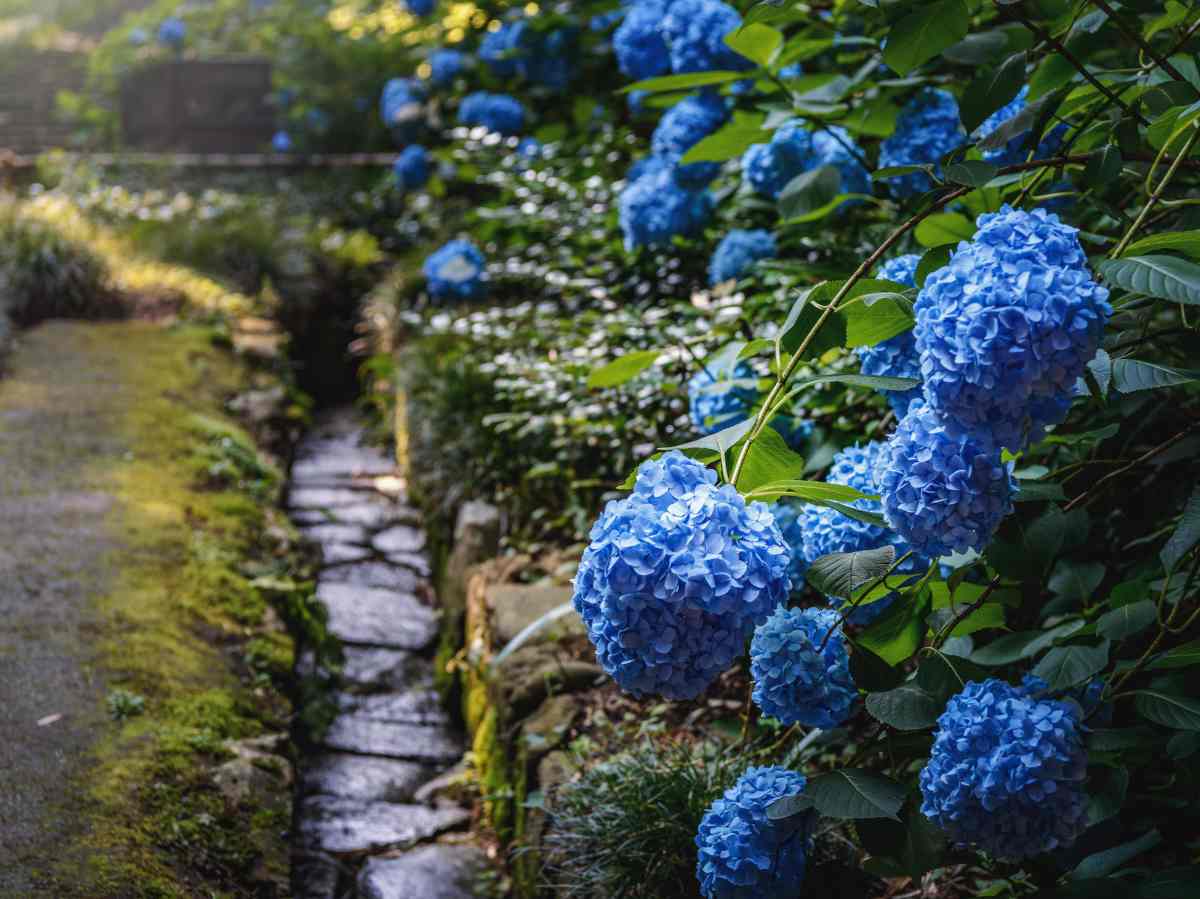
[[1097, 255, 1200, 305], [915, 212, 975, 248], [1111, 359, 1200, 393], [807, 545, 896, 598], [1123, 229, 1200, 261], [1032, 641, 1110, 690], [681, 118, 768, 163], [865, 683, 941, 730], [1069, 830, 1162, 881], [778, 165, 842, 219], [1148, 639, 1200, 671], [858, 588, 932, 665], [586, 349, 661, 388], [943, 160, 1000, 188], [724, 23, 784, 66], [743, 480, 871, 504], [802, 768, 907, 820], [883, 0, 969, 76], [842, 293, 915, 347], [1134, 689, 1200, 730], [1097, 600, 1158, 641], [620, 70, 749, 94], [735, 426, 805, 494], [1161, 485, 1200, 573], [960, 51, 1027, 133]]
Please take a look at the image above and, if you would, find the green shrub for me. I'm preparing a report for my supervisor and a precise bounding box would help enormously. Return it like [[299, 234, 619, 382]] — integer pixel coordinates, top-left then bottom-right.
[[0, 201, 119, 326]]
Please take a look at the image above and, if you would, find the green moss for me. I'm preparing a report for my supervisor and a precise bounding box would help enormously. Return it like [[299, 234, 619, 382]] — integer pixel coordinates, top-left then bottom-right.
[[29, 322, 296, 896]]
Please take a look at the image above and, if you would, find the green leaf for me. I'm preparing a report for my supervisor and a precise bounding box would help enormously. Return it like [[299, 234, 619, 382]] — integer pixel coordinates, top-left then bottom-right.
[[1123, 229, 1200, 261], [1133, 690, 1200, 730], [960, 51, 1027, 134], [850, 646, 906, 692], [778, 165, 842, 219], [1015, 479, 1067, 502], [724, 22, 783, 66], [1032, 641, 1110, 690], [681, 119, 768, 164], [765, 793, 815, 821], [823, 501, 888, 529], [803, 768, 907, 820], [777, 287, 847, 359], [915, 245, 951, 286], [842, 294, 915, 347], [1161, 485, 1200, 574], [915, 212, 975, 248], [1111, 359, 1200, 393], [977, 86, 1067, 153], [858, 806, 947, 880], [735, 426, 806, 494], [1085, 146, 1123, 188], [1097, 600, 1158, 641], [915, 650, 988, 703], [1069, 830, 1162, 881], [883, 0, 969, 77], [872, 164, 935, 182], [949, 602, 1006, 636], [1087, 765, 1129, 825], [620, 70, 749, 94], [807, 545, 896, 599], [1098, 255, 1200, 304], [858, 588, 932, 666], [943, 160, 1001, 189], [662, 417, 754, 455], [866, 684, 941, 730], [1147, 639, 1200, 671], [744, 480, 871, 504], [586, 349, 661, 388], [1048, 560, 1106, 605]]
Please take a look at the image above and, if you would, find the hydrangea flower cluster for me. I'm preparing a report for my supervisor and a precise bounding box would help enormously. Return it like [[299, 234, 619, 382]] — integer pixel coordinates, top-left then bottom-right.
[[271, 130, 293, 153], [914, 206, 1112, 450], [158, 16, 186, 49], [651, 92, 729, 188], [571, 452, 790, 699], [517, 137, 541, 159], [406, 0, 435, 15], [380, 77, 424, 129], [709, 229, 776, 285], [856, 254, 922, 417], [919, 677, 1089, 859], [875, 401, 1016, 557], [975, 86, 1067, 166], [695, 766, 812, 899], [428, 49, 465, 87], [800, 441, 928, 574], [480, 22, 521, 77], [516, 25, 577, 91], [751, 606, 857, 728], [458, 92, 526, 135], [770, 502, 807, 590], [662, 0, 751, 74], [394, 144, 431, 191], [879, 89, 965, 197], [743, 122, 869, 200], [688, 363, 758, 434], [422, 239, 488, 302], [613, 0, 674, 80], [618, 163, 713, 250]]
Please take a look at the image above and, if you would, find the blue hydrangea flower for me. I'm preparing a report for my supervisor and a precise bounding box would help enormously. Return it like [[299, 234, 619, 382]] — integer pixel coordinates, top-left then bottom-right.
[[394, 144, 431, 190], [751, 606, 856, 728], [652, 91, 729, 188], [626, 154, 670, 183], [770, 502, 807, 590], [914, 206, 1112, 450], [876, 401, 1016, 557], [515, 25, 576, 91], [779, 62, 804, 79], [974, 86, 1068, 166], [129, 26, 148, 46], [742, 122, 869, 201], [619, 164, 713, 250], [458, 91, 526, 135], [855, 254, 923, 416], [380, 77, 424, 128], [771, 414, 814, 449], [879, 89, 966, 198], [422, 239, 488, 302], [919, 678, 1089, 859], [429, 49, 465, 87], [662, 0, 750, 74], [572, 452, 791, 699], [696, 766, 812, 899], [710, 229, 776, 285], [614, 0, 674, 80], [306, 108, 330, 133], [688, 363, 757, 434], [406, 0, 435, 16], [157, 16, 186, 49], [480, 22, 521, 76], [517, 137, 541, 159], [271, 130, 293, 153], [590, 9, 625, 31]]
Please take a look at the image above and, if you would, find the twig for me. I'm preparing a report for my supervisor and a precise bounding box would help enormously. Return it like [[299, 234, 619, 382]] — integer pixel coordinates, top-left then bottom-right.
[[1087, 0, 1197, 91], [1063, 420, 1200, 512], [1111, 123, 1200, 257], [817, 550, 915, 653], [932, 575, 1002, 648]]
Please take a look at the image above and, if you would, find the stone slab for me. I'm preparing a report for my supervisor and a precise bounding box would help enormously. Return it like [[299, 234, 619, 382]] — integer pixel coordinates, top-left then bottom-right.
[[296, 796, 468, 856], [288, 486, 369, 510], [487, 583, 584, 647], [336, 690, 447, 726], [299, 523, 370, 546], [357, 844, 488, 899], [372, 525, 426, 556], [338, 647, 425, 692], [321, 561, 424, 594], [316, 583, 438, 650], [300, 752, 438, 803], [320, 716, 463, 764]]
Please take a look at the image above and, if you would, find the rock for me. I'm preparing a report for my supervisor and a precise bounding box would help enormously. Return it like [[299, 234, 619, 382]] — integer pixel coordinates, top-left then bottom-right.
[[296, 796, 469, 856], [496, 644, 604, 720], [519, 694, 581, 761], [336, 690, 448, 726], [537, 750, 573, 793], [356, 844, 488, 899], [412, 761, 469, 805], [372, 525, 426, 556], [300, 523, 370, 546], [320, 543, 374, 566], [288, 486, 371, 510], [338, 647, 426, 692], [316, 583, 438, 650], [300, 753, 439, 803], [227, 385, 287, 429], [291, 446, 394, 482], [486, 583, 583, 648], [442, 502, 501, 618], [213, 756, 286, 806], [320, 559, 424, 592], [320, 716, 463, 764], [290, 853, 345, 899], [381, 551, 433, 577]]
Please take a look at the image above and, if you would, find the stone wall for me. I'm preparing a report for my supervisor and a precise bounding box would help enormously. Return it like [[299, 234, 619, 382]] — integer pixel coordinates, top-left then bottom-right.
[[0, 49, 85, 154]]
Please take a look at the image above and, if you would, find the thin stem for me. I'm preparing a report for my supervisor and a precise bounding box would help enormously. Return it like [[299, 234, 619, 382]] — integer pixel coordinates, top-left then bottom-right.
[[1087, 0, 1198, 92], [932, 575, 1002, 649], [1063, 420, 1200, 512], [1008, 5, 1151, 127], [1111, 124, 1200, 257], [817, 550, 915, 653]]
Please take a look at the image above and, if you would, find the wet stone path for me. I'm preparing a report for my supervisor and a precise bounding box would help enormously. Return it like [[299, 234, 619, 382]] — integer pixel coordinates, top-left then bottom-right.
[[289, 409, 485, 899]]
